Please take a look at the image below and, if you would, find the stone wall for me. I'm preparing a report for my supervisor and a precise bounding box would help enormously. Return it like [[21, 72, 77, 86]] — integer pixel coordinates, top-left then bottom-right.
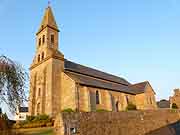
[[54, 110, 180, 135], [78, 85, 136, 112], [61, 73, 76, 111]]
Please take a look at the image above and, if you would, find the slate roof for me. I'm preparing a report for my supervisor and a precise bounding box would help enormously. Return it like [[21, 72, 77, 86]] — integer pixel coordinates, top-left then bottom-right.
[[128, 81, 149, 94], [19, 107, 28, 113], [65, 71, 136, 94], [64, 60, 130, 86], [64, 60, 153, 95]]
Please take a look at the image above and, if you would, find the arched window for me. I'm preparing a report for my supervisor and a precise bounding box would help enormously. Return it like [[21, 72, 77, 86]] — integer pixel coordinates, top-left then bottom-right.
[[38, 88, 41, 96], [37, 103, 40, 115], [41, 52, 44, 60], [96, 91, 100, 105], [126, 95, 129, 104], [42, 35, 45, 44], [38, 38, 41, 46], [51, 34, 54, 44], [38, 54, 40, 62], [116, 101, 119, 112]]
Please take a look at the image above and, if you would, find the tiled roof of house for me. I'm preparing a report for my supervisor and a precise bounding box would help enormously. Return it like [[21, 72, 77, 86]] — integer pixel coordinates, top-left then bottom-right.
[[65, 71, 136, 94], [19, 107, 28, 113], [64, 60, 130, 86], [157, 100, 170, 108]]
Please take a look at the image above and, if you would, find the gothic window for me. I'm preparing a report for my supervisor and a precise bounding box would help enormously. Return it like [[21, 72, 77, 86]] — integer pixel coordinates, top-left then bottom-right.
[[38, 88, 41, 96], [51, 34, 54, 44], [116, 101, 119, 112], [38, 54, 40, 62], [96, 91, 100, 105], [42, 35, 45, 44], [41, 52, 44, 60], [38, 38, 41, 46]]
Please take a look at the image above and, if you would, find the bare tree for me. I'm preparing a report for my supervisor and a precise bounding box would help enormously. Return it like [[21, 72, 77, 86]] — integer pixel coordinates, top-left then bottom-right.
[[0, 55, 28, 112]]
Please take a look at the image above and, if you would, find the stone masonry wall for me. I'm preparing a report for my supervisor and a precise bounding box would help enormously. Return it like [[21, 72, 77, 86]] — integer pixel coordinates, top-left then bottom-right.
[[54, 110, 180, 135]]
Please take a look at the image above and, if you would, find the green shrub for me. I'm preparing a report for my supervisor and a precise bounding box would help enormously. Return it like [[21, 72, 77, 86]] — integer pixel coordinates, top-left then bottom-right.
[[126, 103, 137, 111], [62, 108, 75, 113], [26, 115, 35, 122], [96, 109, 109, 112], [13, 114, 53, 129], [172, 103, 178, 109], [32, 114, 50, 122]]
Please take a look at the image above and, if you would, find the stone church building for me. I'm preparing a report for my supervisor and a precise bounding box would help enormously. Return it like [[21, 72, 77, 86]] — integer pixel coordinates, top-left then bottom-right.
[[28, 6, 157, 117]]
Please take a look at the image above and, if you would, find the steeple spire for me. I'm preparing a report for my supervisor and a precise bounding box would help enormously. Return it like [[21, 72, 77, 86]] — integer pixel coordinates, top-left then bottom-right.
[[37, 6, 59, 35]]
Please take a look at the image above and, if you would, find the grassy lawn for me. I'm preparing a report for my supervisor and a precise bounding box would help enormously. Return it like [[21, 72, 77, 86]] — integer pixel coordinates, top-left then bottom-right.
[[17, 127, 54, 135]]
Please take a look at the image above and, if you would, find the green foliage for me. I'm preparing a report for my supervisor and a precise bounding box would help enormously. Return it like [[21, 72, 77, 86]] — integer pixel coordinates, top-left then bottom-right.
[[26, 115, 35, 122], [0, 55, 28, 112], [126, 103, 137, 111], [62, 108, 75, 113], [172, 103, 178, 109], [96, 109, 109, 112], [32, 114, 49, 122], [13, 115, 53, 129], [2, 113, 8, 121]]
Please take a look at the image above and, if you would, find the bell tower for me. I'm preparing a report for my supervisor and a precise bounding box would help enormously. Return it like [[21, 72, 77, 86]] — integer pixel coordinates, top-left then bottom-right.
[[29, 6, 64, 117]]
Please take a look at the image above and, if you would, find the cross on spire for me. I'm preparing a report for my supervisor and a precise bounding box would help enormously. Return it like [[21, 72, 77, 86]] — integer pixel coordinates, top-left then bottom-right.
[[48, 0, 51, 7]]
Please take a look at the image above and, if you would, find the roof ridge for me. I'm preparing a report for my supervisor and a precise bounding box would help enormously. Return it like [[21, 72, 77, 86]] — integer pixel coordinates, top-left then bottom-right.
[[64, 59, 131, 85]]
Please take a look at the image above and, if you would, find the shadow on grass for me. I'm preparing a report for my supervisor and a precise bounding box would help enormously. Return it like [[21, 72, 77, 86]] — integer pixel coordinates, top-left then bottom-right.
[[146, 120, 180, 135]]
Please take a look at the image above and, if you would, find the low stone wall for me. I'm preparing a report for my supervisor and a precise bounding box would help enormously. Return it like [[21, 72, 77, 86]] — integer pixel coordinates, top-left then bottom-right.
[[54, 110, 180, 135]]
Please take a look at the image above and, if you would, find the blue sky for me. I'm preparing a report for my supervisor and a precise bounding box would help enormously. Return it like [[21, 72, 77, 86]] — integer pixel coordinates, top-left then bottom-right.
[[0, 0, 180, 117]]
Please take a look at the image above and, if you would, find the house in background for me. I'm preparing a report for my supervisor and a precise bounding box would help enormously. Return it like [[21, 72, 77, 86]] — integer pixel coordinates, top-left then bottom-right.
[[15, 107, 29, 121], [157, 99, 170, 108]]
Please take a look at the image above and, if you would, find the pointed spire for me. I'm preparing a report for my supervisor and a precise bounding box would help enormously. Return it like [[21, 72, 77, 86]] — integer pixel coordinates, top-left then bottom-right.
[[37, 6, 59, 34]]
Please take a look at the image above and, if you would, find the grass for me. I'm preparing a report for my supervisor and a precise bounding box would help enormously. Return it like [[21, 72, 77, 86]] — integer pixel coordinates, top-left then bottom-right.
[[0, 127, 54, 135], [18, 127, 54, 135]]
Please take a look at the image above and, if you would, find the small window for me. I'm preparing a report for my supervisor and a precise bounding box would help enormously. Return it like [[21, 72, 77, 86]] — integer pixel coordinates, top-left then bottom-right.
[[42, 35, 45, 44], [51, 34, 54, 44], [38, 55, 40, 62], [38, 88, 41, 96], [41, 52, 44, 60], [96, 91, 100, 105], [39, 38, 41, 46]]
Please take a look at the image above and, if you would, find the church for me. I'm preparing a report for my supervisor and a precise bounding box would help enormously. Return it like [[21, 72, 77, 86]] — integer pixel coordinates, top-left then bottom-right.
[[28, 6, 157, 117]]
